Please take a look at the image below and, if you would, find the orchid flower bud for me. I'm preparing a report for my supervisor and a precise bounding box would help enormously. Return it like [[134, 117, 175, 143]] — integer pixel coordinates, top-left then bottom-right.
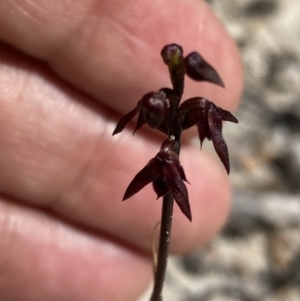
[[140, 91, 168, 129], [161, 44, 185, 97]]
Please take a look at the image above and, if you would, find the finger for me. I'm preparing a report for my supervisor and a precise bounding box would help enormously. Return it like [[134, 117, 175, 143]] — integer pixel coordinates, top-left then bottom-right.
[[0, 44, 230, 254], [0, 0, 243, 111], [0, 197, 151, 301]]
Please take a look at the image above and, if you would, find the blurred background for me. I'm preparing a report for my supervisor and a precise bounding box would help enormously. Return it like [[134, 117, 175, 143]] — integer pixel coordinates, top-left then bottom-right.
[[139, 0, 300, 300]]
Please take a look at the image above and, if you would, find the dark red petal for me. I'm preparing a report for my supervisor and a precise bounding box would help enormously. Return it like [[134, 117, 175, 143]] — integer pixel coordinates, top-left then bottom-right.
[[153, 179, 169, 199], [142, 109, 165, 129], [197, 119, 210, 148], [181, 112, 196, 130], [123, 158, 160, 201], [220, 108, 239, 123], [174, 161, 189, 184], [133, 112, 146, 134], [161, 162, 191, 221], [179, 97, 210, 113], [207, 108, 230, 174], [184, 52, 225, 88], [181, 111, 200, 129], [172, 188, 192, 221], [112, 103, 141, 135], [178, 98, 211, 130]]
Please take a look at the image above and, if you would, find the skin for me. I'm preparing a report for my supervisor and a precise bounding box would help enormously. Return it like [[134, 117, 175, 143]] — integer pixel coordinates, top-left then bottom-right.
[[0, 0, 243, 300]]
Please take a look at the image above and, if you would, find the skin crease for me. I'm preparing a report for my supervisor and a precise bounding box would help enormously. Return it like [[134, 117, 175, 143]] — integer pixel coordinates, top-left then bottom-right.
[[0, 0, 243, 301]]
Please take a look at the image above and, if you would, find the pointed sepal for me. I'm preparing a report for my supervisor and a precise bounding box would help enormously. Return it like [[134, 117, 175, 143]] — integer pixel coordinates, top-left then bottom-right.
[[161, 161, 191, 221], [153, 179, 169, 199], [112, 103, 141, 135], [220, 108, 239, 123], [184, 52, 225, 88], [207, 107, 230, 174], [133, 112, 146, 134], [123, 158, 160, 201]]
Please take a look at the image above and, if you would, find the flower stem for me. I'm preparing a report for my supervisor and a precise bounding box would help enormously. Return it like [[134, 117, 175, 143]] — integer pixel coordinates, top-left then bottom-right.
[[149, 192, 174, 301]]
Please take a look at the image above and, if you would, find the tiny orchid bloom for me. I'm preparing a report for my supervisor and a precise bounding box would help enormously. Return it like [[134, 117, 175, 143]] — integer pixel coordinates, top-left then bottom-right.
[[112, 90, 169, 135], [123, 138, 192, 221], [179, 97, 238, 174], [161, 44, 225, 100]]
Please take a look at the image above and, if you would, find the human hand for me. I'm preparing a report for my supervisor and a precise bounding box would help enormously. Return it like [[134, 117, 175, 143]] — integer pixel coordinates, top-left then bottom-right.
[[0, 0, 243, 300]]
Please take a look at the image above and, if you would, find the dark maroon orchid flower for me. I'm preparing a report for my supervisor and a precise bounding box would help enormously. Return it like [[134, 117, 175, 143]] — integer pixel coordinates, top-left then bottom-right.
[[161, 44, 225, 99], [112, 89, 169, 135], [179, 97, 238, 174], [113, 43, 238, 220], [123, 138, 191, 221]]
